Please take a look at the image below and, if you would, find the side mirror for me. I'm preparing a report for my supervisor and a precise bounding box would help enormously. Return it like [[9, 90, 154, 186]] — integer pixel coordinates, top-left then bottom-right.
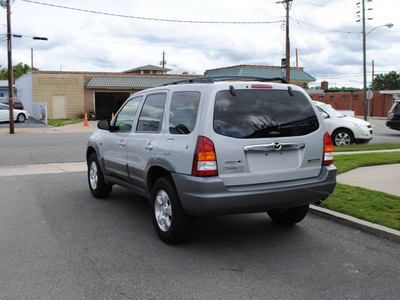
[[97, 119, 110, 130]]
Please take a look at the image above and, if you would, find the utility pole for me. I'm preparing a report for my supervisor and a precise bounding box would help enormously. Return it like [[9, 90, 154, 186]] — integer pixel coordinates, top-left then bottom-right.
[[361, 0, 368, 121], [6, 0, 14, 134], [278, 0, 293, 83]]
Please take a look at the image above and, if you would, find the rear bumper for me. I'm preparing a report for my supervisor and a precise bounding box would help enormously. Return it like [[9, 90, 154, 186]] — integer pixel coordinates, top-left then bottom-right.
[[172, 165, 337, 216]]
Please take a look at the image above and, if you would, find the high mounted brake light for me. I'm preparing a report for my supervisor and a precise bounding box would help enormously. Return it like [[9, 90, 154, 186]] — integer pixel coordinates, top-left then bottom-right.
[[251, 84, 273, 89], [323, 132, 334, 165], [192, 136, 218, 176]]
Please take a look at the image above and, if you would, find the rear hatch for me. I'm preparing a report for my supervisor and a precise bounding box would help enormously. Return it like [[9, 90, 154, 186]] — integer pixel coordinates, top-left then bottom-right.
[[210, 83, 324, 187]]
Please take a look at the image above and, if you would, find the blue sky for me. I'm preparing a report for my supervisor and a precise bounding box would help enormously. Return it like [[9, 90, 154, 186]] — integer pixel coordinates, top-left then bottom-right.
[[1, 0, 399, 88]]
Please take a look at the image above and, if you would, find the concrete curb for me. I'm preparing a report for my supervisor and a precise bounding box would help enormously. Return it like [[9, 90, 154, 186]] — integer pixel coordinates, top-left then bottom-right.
[[309, 205, 400, 243], [0, 162, 86, 177]]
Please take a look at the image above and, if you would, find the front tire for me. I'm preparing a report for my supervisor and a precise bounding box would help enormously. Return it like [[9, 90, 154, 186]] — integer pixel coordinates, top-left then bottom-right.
[[151, 177, 194, 244], [332, 129, 354, 146], [17, 113, 26, 123], [88, 153, 112, 198], [267, 204, 309, 225]]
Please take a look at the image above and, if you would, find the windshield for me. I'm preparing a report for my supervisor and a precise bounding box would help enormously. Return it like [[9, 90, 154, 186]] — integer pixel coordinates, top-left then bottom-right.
[[318, 103, 345, 118], [213, 89, 319, 139]]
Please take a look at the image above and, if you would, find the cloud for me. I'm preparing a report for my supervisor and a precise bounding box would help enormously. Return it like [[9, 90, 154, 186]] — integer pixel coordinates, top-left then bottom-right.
[[0, 0, 398, 87]]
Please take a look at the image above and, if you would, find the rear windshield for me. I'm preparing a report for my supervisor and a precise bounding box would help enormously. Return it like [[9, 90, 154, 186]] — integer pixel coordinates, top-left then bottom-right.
[[213, 89, 319, 139]]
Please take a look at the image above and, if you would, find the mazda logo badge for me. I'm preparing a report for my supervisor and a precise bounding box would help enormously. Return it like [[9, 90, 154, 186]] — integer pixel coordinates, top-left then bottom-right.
[[273, 142, 282, 151]]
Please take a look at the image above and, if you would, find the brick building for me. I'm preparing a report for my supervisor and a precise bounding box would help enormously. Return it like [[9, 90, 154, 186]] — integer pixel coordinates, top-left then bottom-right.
[[307, 86, 396, 118]]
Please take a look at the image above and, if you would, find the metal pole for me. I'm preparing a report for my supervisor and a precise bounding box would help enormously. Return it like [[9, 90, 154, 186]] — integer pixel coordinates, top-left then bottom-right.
[[285, 0, 292, 83], [362, 0, 367, 121], [7, 0, 14, 134]]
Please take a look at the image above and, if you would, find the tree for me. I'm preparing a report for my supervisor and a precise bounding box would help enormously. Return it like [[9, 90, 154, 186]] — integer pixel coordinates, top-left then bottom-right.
[[372, 71, 400, 90], [0, 62, 38, 81]]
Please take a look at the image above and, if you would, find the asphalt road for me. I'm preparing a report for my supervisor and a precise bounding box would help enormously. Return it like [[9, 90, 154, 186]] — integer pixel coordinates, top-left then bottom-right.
[[1, 123, 400, 299], [368, 118, 400, 144], [1, 171, 399, 300], [0, 132, 92, 166]]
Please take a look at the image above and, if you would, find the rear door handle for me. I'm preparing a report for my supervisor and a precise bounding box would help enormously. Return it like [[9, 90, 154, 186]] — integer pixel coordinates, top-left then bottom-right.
[[145, 144, 154, 150], [119, 140, 126, 147]]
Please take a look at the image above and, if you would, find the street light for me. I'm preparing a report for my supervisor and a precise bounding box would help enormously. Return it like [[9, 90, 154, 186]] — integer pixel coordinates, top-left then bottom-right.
[[362, 22, 394, 121]]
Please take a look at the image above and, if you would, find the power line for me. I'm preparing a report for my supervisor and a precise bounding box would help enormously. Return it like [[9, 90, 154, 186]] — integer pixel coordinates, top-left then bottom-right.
[[21, 0, 282, 25], [290, 17, 360, 34]]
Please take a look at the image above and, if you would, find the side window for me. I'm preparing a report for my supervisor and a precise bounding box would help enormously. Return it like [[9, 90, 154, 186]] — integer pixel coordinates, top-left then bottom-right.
[[169, 91, 200, 134], [114, 96, 142, 132], [137, 93, 167, 133]]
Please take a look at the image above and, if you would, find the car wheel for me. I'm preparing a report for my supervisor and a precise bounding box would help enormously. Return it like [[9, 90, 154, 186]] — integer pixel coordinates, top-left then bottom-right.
[[332, 129, 354, 146], [267, 204, 309, 225], [17, 113, 26, 123], [88, 153, 112, 198], [151, 177, 194, 244]]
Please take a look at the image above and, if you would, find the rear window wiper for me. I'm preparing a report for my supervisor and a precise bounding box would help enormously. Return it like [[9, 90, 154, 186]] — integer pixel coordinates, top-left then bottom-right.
[[288, 86, 294, 97]]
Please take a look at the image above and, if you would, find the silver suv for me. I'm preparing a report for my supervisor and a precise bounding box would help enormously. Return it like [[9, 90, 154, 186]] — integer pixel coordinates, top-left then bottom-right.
[[87, 77, 337, 244]]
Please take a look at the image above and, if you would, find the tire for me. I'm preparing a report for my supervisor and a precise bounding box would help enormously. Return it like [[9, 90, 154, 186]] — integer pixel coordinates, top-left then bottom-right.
[[87, 153, 112, 198], [17, 113, 26, 123], [151, 177, 194, 244], [332, 129, 354, 146], [267, 204, 309, 225]]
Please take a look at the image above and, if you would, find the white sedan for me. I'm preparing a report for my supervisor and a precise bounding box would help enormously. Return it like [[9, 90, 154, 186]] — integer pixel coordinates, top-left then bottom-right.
[[0, 103, 29, 123], [313, 101, 373, 146]]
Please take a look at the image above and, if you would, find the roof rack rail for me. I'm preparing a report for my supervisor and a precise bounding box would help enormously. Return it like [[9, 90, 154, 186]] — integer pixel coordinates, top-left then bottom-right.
[[211, 76, 289, 84], [162, 77, 215, 86], [162, 76, 289, 86]]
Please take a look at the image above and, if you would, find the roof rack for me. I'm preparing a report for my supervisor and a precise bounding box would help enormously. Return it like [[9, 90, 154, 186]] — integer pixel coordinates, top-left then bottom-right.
[[162, 76, 289, 86]]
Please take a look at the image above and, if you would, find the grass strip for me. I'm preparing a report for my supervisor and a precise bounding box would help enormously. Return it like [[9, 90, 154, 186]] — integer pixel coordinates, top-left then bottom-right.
[[320, 183, 400, 231], [47, 119, 82, 127], [334, 143, 400, 152], [333, 151, 400, 174]]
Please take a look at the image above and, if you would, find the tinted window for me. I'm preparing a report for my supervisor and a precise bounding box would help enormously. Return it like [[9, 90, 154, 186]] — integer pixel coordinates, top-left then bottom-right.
[[169, 91, 200, 134], [114, 96, 142, 132], [213, 90, 319, 139], [137, 93, 167, 132]]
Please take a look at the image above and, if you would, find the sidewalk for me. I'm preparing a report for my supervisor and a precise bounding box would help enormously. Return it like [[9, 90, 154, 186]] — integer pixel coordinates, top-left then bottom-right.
[[337, 163, 400, 196], [0, 120, 98, 134]]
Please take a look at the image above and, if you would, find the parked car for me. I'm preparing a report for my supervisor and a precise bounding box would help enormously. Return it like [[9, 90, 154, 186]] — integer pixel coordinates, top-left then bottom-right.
[[0, 98, 24, 110], [87, 77, 337, 244], [386, 101, 400, 131], [0, 103, 29, 123], [313, 101, 373, 146]]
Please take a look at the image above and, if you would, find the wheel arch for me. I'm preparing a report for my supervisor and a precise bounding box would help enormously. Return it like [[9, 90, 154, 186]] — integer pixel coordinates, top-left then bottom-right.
[[331, 127, 355, 138], [147, 166, 173, 196]]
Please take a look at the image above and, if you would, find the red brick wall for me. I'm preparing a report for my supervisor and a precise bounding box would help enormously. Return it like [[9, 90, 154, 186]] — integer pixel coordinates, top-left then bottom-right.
[[308, 91, 394, 117]]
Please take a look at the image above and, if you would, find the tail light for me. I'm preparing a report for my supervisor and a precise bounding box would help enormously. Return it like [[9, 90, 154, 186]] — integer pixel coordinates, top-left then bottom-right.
[[21, 104, 24, 110], [323, 132, 333, 165], [192, 136, 218, 176]]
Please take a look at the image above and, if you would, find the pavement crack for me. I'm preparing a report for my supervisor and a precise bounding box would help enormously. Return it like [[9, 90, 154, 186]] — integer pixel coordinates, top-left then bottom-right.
[[26, 148, 40, 164]]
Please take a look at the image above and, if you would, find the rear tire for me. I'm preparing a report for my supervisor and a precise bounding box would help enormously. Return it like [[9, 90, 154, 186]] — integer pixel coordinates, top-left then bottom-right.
[[88, 153, 112, 198], [267, 204, 309, 225], [151, 177, 194, 244]]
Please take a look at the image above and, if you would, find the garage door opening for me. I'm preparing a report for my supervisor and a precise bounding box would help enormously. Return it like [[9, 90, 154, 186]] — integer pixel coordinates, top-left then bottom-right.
[[94, 92, 130, 120]]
